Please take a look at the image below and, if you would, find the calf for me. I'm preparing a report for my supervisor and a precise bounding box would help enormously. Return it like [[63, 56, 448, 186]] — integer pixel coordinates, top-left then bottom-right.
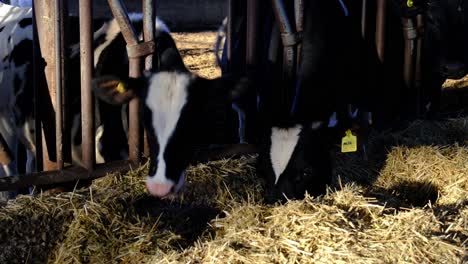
[[93, 18, 249, 198], [256, 0, 365, 203]]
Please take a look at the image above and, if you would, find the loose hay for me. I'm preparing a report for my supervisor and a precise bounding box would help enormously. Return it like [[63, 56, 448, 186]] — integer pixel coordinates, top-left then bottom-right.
[[0, 120, 466, 263]]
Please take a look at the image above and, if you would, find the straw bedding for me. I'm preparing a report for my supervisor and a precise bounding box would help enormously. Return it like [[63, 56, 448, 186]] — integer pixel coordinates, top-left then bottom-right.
[[0, 116, 465, 263], [0, 32, 467, 263]]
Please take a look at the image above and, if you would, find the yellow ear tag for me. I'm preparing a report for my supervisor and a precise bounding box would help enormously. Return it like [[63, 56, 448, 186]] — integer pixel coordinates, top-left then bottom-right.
[[341, 129, 357, 153], [407, 0, 414, 8], [116, 82, 127, 94]]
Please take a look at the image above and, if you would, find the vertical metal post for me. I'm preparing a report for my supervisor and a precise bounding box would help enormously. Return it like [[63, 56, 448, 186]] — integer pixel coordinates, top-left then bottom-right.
[[33, 0, 58, 171], [375, 0, 387, 63], [272, 0, 296, 113], [227, 0, 235, 71], [142, 0, 155, 158], [246, 0, 259, 75], [271, 0, 296, 80], [32, 0, 43, 172], [107, 0, 142, 164], [294, 0, 304, 73], [80, 0, 95, 171], [414, 14, 424, 117], [402, 18, 415, 89], [361, 0, 368, 38], [54, 0, 64, 169]]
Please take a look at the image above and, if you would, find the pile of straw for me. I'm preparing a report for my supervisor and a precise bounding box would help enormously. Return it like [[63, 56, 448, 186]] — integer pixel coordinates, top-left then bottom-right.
[[0, 117, 466, 263]]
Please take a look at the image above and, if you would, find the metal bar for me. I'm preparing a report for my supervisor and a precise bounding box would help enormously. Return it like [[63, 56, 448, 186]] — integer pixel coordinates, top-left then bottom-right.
[[361, 0, 367, 38], [62, 0, 72, 164], [143, 0, 155, 71], [246, 0, 259, 75], [227, 0, 235, 71], [32, 0, 43, 172], [106, 0, 139, 45], [127, 72, 142, 163], [294, 0, 304, 73], [34, 0, 58, 171], [54, 0, 64, 169], [375, 0, 387, 63], [0, 134, 12, 166], [143, 0, 155, 158], [402, 18, 415, 89], [271, 0, 296, 111], [107, 0, 142, 164], [80, 0, 95, 171], [0, 160, 136, 191], [414, 14, 424, 117], [271, 0, 296, 78]]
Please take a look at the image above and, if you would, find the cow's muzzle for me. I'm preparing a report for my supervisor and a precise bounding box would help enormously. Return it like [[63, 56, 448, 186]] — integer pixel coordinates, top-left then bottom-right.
[[146, 172, 186, 198]]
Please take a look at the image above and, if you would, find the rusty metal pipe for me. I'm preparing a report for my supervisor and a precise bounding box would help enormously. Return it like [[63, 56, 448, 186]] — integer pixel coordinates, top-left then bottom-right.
[[0, 160, 137, 191], [294, 0, 304, 73], [32, 0, 43, 172], [375, 0, 387, 63], [80, 0, 94, 171], [34, 0, 59, 171], [143, 0, 155, 70], [107, 0, 139, 45], [402, 18, 416, 89], [271, 0, 296, 78], [142, 0, 155, 158], [54, 0, 64, 169], [107, 0, 141, 163], [414, 14, 424, 117]]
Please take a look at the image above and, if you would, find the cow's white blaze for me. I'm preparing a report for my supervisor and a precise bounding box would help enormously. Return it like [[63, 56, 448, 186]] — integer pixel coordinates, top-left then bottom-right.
[[270, 125, 302, 184], [145, 71, 192, 186]]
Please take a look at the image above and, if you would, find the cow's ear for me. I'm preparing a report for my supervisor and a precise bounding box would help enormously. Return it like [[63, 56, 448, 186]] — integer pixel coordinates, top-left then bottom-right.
[[212, 75, 252, 101], [92, 75, 145, 105]]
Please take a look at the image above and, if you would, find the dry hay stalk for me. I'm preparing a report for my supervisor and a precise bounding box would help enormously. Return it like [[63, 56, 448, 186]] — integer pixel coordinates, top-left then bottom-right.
[[376, 145, 468, 206], [48, 156, 260, 263], [153, 185, 465, 264], [0, 118, 466, 263]]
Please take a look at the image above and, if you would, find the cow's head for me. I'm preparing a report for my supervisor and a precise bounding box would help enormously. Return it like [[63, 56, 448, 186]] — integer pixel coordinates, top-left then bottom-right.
[[426, 0, 467, 79], [258, 123, 332, 204], [92, 25, 249, 198]]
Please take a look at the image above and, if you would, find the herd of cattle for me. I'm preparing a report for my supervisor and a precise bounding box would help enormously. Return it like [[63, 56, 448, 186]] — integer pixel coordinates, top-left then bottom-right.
[[0, 0, 467, 203]]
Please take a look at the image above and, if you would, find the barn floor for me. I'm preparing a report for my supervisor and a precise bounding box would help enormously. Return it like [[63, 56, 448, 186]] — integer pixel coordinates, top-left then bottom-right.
[[0, 31, 467, 264]]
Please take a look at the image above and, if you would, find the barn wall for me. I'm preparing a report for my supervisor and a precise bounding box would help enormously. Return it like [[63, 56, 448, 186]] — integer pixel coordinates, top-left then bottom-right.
[[67, 0, 227, 31]]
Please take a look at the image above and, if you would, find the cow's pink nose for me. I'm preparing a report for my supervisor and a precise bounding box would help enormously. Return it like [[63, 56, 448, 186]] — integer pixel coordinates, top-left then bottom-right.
[[146, 181, 173, 197]]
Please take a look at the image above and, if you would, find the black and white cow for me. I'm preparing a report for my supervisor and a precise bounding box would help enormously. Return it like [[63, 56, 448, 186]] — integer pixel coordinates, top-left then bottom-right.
[[0, 3, 132, 191], [0, 3, 37, 179], [92, 18, 250, 198], [255, 0, 367, 203], [257, 0, 468, 203]]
